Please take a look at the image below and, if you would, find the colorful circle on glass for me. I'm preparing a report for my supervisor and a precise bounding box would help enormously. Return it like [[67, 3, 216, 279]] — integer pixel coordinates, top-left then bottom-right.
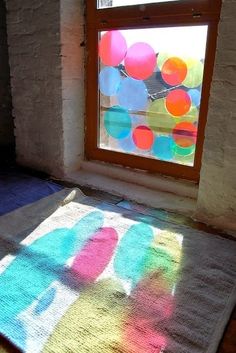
[[99, 67, 121, 96], [118, 135, 136, 153], [173, 121, 197, 147], [117, 77, 148, 111], [161, 57, 187, 86], [147, 98, 176, 134], [124, 42, 156, 80], [166, 89, 191, 117], [132, 125, 154, 150], [157, 52, 171, 71], [174, 144, 195, 156], [188, 88, 201, 107], [104, 105, 131, 139], [99, 31, 127, 66], [153, 136, 174, 161], [183, 59, 204, 88], [179, 106, 199, 123]]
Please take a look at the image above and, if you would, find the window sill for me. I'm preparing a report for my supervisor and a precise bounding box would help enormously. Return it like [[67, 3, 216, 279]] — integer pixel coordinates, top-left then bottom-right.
[[64, 160, 198, 217]]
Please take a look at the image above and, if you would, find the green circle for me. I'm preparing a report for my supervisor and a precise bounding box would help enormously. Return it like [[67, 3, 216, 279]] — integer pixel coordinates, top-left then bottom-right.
[[157, 52, 171, 70], [176, 106, 199, 124], [174, 143, 195, 165], [183, 59, 204, 88], [173, 144, 195, 156], [147, 98, 176, 134], [104, 105, 131, 139]]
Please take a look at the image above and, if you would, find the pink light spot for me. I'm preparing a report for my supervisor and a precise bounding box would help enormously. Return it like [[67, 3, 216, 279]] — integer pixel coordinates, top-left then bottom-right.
[[124, 316, 167, 353], [71, 227, 118, 283]]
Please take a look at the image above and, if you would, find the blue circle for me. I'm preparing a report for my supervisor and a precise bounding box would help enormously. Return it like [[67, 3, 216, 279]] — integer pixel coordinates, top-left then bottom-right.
[[188, 89, 201, 107], [117, 77, 148, 111], [104, 105, 131, 139], [99, 67, 121, 96], [118, 135, 136, 152], [152, 136, 174, 161]]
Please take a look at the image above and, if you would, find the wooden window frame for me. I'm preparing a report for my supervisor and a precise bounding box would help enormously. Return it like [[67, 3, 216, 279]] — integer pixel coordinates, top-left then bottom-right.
[[85, 0, 222, 181]]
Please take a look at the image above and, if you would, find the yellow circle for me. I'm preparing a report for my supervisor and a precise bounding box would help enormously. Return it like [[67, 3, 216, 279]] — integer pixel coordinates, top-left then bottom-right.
[[183, 59, 204, 88], [147, 98, 176, 135]]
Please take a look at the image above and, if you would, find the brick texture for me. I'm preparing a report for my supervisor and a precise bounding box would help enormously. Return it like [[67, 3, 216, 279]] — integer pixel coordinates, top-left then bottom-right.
[[6, 0, 64, 175]]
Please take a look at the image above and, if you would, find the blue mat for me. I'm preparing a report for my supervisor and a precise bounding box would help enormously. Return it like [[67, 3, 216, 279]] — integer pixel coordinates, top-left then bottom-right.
[[0, 169, 63, 216]]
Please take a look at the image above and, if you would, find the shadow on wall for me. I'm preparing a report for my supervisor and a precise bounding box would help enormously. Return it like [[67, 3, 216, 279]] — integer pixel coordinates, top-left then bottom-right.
[[0, 0, 14, 164]]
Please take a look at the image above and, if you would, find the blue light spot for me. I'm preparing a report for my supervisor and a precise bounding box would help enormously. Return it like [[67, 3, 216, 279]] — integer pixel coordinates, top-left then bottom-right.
[[34, 287, 57, 315]]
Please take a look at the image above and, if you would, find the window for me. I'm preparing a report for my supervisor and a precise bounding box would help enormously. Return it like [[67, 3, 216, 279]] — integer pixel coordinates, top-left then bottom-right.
[[98, 0, 182, 8], [86, 0, 222, 181]]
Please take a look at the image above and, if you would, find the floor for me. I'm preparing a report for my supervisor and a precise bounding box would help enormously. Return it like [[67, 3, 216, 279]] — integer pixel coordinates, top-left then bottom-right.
[[0, 178, 235, 353]]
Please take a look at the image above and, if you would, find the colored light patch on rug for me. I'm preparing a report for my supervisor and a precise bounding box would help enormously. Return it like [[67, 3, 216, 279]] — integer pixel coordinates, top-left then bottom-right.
[[114, 222, 154, 286], [1, 196, 236, 353], [71, 227, 118, 283], [0, 211, 104, 345], [43, 279, 126, 353]]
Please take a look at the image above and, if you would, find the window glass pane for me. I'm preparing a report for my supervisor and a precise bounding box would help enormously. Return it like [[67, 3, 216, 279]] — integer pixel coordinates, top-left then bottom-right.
[[98, 0, 181, 9], [98, 26, 208, 166]]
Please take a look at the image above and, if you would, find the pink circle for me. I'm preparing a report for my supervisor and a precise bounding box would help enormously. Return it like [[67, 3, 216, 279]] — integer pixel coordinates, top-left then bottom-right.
[[124, 42, 156, 80], [99, 31, 127, 66]]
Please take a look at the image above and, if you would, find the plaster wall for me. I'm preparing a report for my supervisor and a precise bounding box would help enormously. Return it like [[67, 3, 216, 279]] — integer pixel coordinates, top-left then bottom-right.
[[6, 0, 64, 175], [60, 0, 85, 175], [0, 0, 14, 158], [6, 0, 85, 176], [195, 0, 236, 232]]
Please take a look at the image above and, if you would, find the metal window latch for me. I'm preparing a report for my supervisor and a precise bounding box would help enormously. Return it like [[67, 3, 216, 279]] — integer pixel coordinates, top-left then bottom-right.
[[100, 19, 108, 24], [193, 13, 202, 18]]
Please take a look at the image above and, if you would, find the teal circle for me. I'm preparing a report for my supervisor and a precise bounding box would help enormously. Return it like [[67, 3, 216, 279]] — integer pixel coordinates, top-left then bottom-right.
[[152, 136, 174, 161], [174, 144, 195, 156], [104, 105, 131, 139]]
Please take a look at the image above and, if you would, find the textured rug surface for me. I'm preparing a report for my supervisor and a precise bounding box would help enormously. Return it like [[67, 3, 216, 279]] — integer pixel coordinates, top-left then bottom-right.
[[0, 168, 63, 216], [0, 191, 235, 353]]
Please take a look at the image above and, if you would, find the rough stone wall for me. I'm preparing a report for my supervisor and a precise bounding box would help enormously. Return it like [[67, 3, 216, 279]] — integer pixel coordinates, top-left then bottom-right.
[[5, 0, 64, 175], [0, 0, 14, 158], [195, 0, 236, 232]]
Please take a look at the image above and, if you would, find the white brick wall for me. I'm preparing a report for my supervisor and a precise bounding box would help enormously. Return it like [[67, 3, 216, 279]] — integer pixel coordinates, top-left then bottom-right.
[[6, 0, 64, 175], [195, 0, 236, 232], [5, 0, 85, 176]]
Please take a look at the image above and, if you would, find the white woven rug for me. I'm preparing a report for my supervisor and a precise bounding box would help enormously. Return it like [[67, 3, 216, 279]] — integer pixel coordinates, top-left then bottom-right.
[[0, 189, 235, 353]]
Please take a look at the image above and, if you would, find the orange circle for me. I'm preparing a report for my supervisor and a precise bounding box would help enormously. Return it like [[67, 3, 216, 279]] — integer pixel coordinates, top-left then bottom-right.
[[132, 125, 154, 150], [172, 121, 197, 147], [166, 89, 191, 117], [161, 57, 187, 86]]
